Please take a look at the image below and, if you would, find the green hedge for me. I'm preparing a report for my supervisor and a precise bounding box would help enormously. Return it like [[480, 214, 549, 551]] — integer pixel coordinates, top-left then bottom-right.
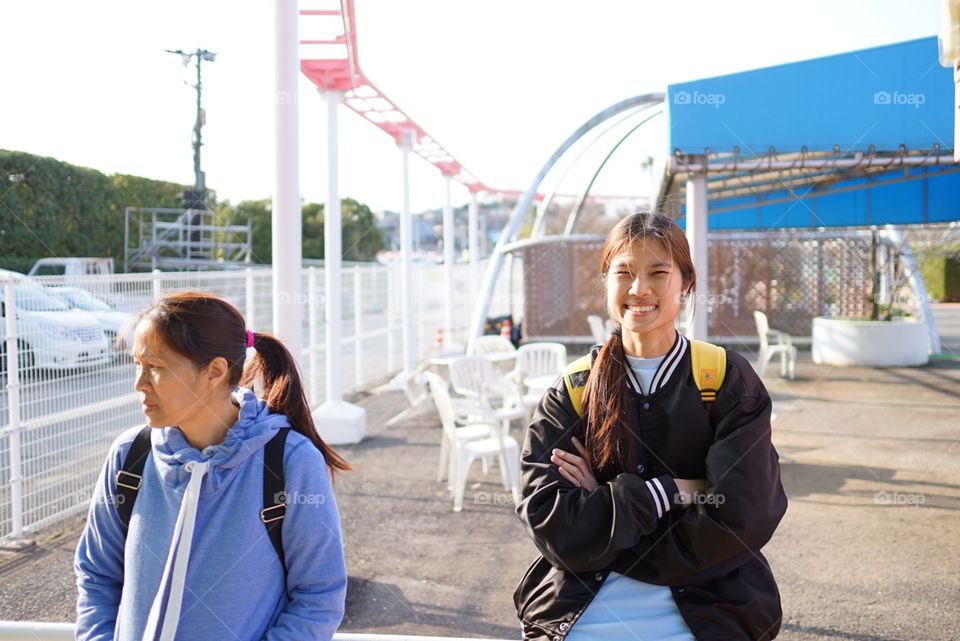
[[0, 150, 191, 273], [1, 149, 384, 272], [919, 243, 960, 303]]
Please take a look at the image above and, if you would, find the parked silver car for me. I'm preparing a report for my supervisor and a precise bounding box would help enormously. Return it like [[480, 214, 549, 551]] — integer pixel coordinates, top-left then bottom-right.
[[0, 269, 112, 374], [48, 286, 135, 359]]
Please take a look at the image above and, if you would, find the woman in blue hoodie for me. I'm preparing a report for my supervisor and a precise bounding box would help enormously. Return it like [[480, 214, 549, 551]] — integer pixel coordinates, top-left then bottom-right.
[[75, 292, 350, 641]]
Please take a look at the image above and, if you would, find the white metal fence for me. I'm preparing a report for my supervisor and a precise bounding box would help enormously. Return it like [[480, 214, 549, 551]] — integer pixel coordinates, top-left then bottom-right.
[[0, 260, 521, 540]]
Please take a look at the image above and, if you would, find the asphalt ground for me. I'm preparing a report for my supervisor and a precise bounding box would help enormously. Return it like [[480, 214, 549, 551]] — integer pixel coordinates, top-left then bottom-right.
[[1, 305, 958, 640]]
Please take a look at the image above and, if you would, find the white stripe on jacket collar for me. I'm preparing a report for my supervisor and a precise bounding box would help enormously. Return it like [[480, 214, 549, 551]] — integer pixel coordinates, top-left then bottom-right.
[[622, 333, 689, 396]]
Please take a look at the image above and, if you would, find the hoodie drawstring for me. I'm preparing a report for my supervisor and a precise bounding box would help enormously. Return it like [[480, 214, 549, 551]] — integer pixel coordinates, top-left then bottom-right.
[[144, 459, 210, 641]]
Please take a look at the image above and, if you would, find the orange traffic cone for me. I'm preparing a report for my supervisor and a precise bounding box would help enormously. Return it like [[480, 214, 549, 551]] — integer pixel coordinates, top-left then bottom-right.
[[500, 318, 512, 342], [434, 328, 445, 353]]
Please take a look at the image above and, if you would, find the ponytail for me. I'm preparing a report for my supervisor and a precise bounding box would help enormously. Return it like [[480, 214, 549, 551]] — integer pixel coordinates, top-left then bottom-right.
[[241, 332, 351, 474], [580, 328, 634, 480]]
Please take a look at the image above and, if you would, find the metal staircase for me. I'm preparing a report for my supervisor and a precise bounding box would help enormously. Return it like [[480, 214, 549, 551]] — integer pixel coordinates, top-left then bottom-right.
[[123, 207, 252, 272]]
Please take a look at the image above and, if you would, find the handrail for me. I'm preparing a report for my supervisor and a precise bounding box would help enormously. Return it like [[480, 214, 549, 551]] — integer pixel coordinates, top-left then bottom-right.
[[0, 622, 516, 641]]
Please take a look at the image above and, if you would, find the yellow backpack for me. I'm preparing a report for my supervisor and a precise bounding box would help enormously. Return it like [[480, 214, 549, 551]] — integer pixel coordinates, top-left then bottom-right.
[[563, 340, 726, 417]]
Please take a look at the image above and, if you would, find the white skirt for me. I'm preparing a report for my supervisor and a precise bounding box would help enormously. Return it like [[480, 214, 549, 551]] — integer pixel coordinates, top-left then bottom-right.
[[565, 571, 695, 641]]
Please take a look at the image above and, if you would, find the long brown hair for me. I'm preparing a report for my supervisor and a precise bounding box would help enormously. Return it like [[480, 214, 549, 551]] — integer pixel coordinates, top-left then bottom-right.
[[137, 292, 350, 474], [580, 212, 695, 479]]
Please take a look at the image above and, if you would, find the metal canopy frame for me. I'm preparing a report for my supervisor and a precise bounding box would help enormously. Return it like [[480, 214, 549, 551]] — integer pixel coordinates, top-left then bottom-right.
[[466, 94, 666, 351], [657, 146, 959, 218]]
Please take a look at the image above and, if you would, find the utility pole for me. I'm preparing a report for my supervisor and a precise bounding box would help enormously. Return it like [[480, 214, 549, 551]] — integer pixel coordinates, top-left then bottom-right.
[[166, 48, 216, 206], [166, 48, 216, 264]]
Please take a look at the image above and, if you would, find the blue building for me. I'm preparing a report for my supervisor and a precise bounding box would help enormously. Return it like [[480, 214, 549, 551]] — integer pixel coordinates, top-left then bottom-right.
[[659, 37, 959, 229]]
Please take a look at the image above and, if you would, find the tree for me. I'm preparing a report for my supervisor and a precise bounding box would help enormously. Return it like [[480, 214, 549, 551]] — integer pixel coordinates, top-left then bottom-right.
[[223, 199, 273, 264], [341, 197, 382, 261], [302, 202, 324, 259], [223, 197, 384, 264]]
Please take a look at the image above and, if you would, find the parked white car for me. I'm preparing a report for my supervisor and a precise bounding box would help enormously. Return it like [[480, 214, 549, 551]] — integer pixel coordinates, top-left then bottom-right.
[[48, 286, 135, 358], [0, 269, 112, 373]]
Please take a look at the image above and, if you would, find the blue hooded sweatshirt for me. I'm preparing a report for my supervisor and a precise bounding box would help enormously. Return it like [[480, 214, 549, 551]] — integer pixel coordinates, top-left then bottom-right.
[[75, 388, 347, 641]]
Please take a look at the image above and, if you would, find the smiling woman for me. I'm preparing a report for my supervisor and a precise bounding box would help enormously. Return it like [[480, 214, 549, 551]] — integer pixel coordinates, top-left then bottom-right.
[[75, 292, 350, 641], [514, 212, 788, 641]]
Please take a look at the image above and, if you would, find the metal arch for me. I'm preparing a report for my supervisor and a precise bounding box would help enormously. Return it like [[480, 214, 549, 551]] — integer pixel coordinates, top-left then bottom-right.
[[466, 93, 666, 352], [562, 108, 664, 236], [530, 106, 658, 239]]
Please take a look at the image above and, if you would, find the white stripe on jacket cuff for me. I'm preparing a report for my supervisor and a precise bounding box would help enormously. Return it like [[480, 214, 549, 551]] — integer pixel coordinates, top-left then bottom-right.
[[645, 479, 671, 519]]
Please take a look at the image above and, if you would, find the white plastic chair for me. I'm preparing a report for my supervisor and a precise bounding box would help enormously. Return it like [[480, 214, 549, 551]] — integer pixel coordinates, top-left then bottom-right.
[[753, 310, 797, 379], [510, 342, 568, 411], [473, 335, 518, 360], [586, 315, 609, 344], [511, 342, 567, 384], [425, 372, 521, 512], [421, 373, 495, 483], [448, 354, 527, 443]]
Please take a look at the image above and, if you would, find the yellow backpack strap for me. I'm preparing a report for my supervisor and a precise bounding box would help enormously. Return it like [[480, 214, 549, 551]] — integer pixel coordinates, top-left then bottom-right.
[[562, 354, 593, 417], [690, 340, 726, 405]]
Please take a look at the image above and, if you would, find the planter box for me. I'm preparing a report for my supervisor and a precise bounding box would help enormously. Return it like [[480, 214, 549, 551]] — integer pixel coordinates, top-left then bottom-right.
[[811, 316, 929, 367]]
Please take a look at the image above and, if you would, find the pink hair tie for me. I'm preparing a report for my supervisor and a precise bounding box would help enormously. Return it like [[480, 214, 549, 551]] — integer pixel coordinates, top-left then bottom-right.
[[245, 329, 255, 348]]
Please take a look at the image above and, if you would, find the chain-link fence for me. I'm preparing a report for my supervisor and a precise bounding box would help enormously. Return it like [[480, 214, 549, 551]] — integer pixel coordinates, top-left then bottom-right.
[[0, 260, 514, 539], [518, 224, 955, 343]]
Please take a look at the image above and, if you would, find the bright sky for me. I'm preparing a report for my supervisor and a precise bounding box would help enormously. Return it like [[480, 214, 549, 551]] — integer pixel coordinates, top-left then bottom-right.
[[0, 0, 941, 213]]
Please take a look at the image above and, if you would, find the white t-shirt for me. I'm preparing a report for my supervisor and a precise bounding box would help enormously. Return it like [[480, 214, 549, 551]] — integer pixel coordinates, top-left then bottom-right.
[[624, 353, 666, 396]]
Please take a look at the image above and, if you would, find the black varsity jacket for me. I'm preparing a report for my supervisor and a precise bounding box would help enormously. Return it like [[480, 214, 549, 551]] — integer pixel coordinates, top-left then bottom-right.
[[514, 333, 788, 641]]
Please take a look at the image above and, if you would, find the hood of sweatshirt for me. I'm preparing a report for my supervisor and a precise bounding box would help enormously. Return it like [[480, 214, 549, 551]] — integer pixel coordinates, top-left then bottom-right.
[[150, 386, 291, 493]]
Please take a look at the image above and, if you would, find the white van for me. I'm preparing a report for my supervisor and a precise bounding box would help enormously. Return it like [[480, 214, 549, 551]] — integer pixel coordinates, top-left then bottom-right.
[[0, 269, 112, 374], [28, 257, 114, 278]]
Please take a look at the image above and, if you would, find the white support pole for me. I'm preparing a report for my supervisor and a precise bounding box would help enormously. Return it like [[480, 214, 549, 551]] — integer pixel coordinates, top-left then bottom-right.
[[954, 65, 959, 163], [272, 0, 302, 357], [323, 90, 345, 405], [3, 281, 24, 542], [685, 165, 709, 341], [244, 267, 255, 330], [416, 261, 426, 361], [399, 130, 416, 374], [151, 269, 162, 300], [313, 89, 365, 444], [354, 265, 363, 389], [881, 226, 941, 354], [468, 191, 480, 302], [308, 266, 320, 403], [442, 174, 455, 339], [387, 263, 396, 373]]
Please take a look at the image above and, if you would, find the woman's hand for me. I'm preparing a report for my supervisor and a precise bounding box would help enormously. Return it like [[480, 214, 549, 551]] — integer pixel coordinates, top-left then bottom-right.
[[550, 437, 599, 492], [674, 478, 706, 507]]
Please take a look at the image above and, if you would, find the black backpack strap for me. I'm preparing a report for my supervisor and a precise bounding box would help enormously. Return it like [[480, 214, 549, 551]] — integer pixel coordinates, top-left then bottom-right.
[[262, 428, 290, 577], [115, 426, 153, 528]]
